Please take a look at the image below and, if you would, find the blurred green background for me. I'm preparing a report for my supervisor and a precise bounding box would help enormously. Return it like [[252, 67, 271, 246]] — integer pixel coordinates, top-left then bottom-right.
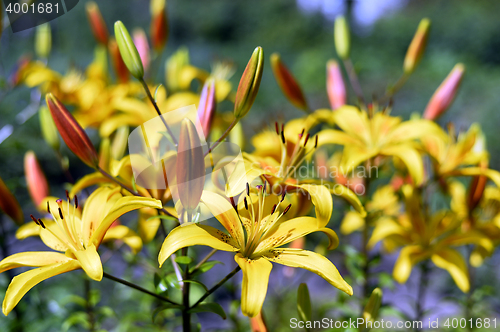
[[1, 0, 500, 330]]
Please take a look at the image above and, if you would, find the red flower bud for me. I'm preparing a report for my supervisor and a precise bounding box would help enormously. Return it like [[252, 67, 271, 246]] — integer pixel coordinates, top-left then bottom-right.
[[46, 93, 99, 168], [85, 2, 109, 46], [24, 151, 49, 207], [197, 79, 216, 138], [108, 38, 130, 83], [150, 0, 169, 51], [423, 64, 465, 120], [0, 176, 23, 225], [326, 60, 346, 109], [270, 53, 308, 110]]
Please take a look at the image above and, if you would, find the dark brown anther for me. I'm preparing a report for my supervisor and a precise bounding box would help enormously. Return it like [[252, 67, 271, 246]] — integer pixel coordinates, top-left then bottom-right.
[[263, 180, 267, 193], [246, 183, 250, 196], [65, 190, 70, 200], [281, 191, 286, 202], [303, 133, 310, 146], [244, 197, 249, 210], [58, 207, 64, 219], [280, 130, 286, 144], [314, 135, 318, 148], [271, 204, 277, 214], [275, 122, 280, 135], [283, 204, 292, 215], [47, 201, 51, 214], [30, 214, 38, 223], [281, 123, 284, 133], [74, 195, 78, 209], [38, 218, 46, 229]]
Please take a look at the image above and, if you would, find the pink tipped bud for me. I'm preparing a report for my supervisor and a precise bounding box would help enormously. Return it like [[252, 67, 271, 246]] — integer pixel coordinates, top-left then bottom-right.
[[85, 2, 109, 46], [45, 94, 99, 168], [132, 28, 150, 72], [24, 151, 49, 207], [197, 79, 216, 137], [423, 64, 465, 120], [270, 53, 308, 110], [326, 60, 346, 109], [0, 176, 23, 225], [150, 0, 168, 51]]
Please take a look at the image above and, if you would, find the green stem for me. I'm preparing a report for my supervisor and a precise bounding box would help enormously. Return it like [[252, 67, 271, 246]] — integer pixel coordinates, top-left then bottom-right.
[[379, 73, 409, 104], [192, 249, 218, 272], [465, 246, 475, 332], [415, 261, 429, 332], [190, 266, 241, 309], [103, 272, 180, 305], [204, 118, 239, 157], [181, 247, 191, 332], [84, 278, 96, 332], [139, 78, 178, 146], [342, 58, 365, 106]]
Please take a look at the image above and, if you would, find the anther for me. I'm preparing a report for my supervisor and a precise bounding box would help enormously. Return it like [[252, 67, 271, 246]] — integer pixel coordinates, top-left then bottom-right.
[[281, 191, 286, 202], [58, 208, 64, 220], [256, 185, 263, 191], [30, 214, 38, 223], [283, 204, 292, 215], [263, 181, 267, 193], [271, 204, 277, 214], [46, 201, 51, 214], [74, 195, 78, 209], [303, 133, 310, 147], [37, 218, 46, 229], [244, 197, 248, 210], [281, 123, 284, 133], [314, 135, 318, 148], [246, 183, 250, 196], [275, 122, 280, 135], [65, 190, 70, 201], [280, 130, 286, 144]]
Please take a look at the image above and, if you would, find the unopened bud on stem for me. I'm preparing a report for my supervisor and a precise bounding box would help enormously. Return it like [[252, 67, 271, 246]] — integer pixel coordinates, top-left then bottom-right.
[[234, 47, 264, 119], [114, 21, 144, 80], [270, 53, 308, 111], [334, 16, 350, 60], [326, 60, 346, 109], [404, 18, 431, 75]]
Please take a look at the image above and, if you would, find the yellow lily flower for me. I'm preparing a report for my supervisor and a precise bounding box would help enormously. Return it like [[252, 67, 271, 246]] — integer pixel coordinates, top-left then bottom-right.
[[227, 119, 365, 225], [368, 184, 490, 293], [158, 187, 352, 317], [0, 186, 162, 315], [318, 106, 443, 186]]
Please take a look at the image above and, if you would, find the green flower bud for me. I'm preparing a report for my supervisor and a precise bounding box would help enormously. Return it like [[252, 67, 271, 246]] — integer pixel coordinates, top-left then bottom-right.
[[404, 18, 431, 75], [39, 106, 60, 151], [35, 23, 51, 59], [114, 21, 144, 79], [234, 46, 264, 119], [334, 15, 350, 60]]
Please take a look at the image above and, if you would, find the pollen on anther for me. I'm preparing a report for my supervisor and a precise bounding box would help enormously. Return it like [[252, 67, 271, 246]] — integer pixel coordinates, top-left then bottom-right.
[[314, 135, 318, 148], [58, 207, 64, 220], [246, 183, 250, 196], [30, 214, 38, 223], [38, 218, 46, 229], [74, 195, 78, 209], [280, 130, 286, 144], [303, 133, 310, 146], [283, 204, 292, 215], [271, 204, 277, 214], [65, 190, 70, 200], [244, 197, 249, 210], [275, 122, 279, 135], [47, 201, 51, 214]]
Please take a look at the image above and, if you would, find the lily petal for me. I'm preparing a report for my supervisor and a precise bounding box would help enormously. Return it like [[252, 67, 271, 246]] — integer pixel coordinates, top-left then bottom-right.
[[381, 145, 424, 186], [235, 254, 272, 317], [159, 224, 238, 267], [340, 211, 365, 235], [73, 244, 103, 281], [431, 248, 469, 292], [393, 245, 428, 284], [103, 225, 143, 254], [15, 221, 41, 240], [330, 184, 366, 217], [285, 184, 332, 227], [263, 248, 352, 296], [3, 260, 80, 316], [368, 217, 406, 249], [200, 190, 245, 247], [0, 251, 73, 274]]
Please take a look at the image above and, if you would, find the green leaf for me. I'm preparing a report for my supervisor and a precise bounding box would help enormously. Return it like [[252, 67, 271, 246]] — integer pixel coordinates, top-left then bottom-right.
[[131, 175, 137, 193], [188, 302, 227, 320], [166, 273, 181, 290], [152, 303, 185, 322], [89, 289, 101, 307], [181, 279, 209, 292], [297, 283, 312, 322], [98, 306, 115, 318], [190, 260, 224, 276], [62, 295, 87, 308], [62, 312, 91, 331], [175, 256, 193, 265]]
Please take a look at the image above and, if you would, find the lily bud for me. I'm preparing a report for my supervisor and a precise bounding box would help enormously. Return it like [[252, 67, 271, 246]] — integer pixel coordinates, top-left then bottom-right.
[[362, 288, 382, 330], [0, 176, 23, 225], [234, 46, 264, 119], [109, 38, 129, 83], [35, 23, 51, 59], [85, 2, 109, 46], [270, 53, 308, 110], [114, 21, 144, 80], [132, 29, 150, 73], [326, 60, 347, 109], [24, 151, 49, 207], [46, 93, 99, 168], [99, 137, 111, 170], [403, 18, 431, 75], [467, 160, 488, 212], [39, 106, 60, 151], [297, 283, 312, 323], [198, 79, 216, 138], [150, 0, 168, 51], [423, 63, 465, 120], [111, 125, 130, 161], [176, 118, 205, 218], [334, 15, 350, 60]]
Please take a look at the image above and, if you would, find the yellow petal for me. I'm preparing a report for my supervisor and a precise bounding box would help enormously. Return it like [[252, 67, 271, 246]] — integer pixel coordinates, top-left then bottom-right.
[[138, 208, 161, 244], [285, 184, 332, 227], [317, 128, 363, 148], [103, 225, 143, 254], [331, 106, 371, 145], [263, 248, 352, 296], [330, 184, 366, 217], [0, 251, 72, 274], [393, 245, 427, 284], [200, 191, 245, 247], [39, 219, 71, 252], [368, 217, 406, 248], [384, 119, 443, 144], [431, 248, 469, 292], [69, 172, 109, 196], [90, 195, 162, 246], [234, 254, 272, 317], [340, 211, 365, 235], [73, 244, 103, 281], [445, 167, 500, 188], [2, 260, 80, 316], [226, 160, 269, 197], [15, 221, 41, 240], [159, 224, 238, 267], [381, 145, 424, 186]]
